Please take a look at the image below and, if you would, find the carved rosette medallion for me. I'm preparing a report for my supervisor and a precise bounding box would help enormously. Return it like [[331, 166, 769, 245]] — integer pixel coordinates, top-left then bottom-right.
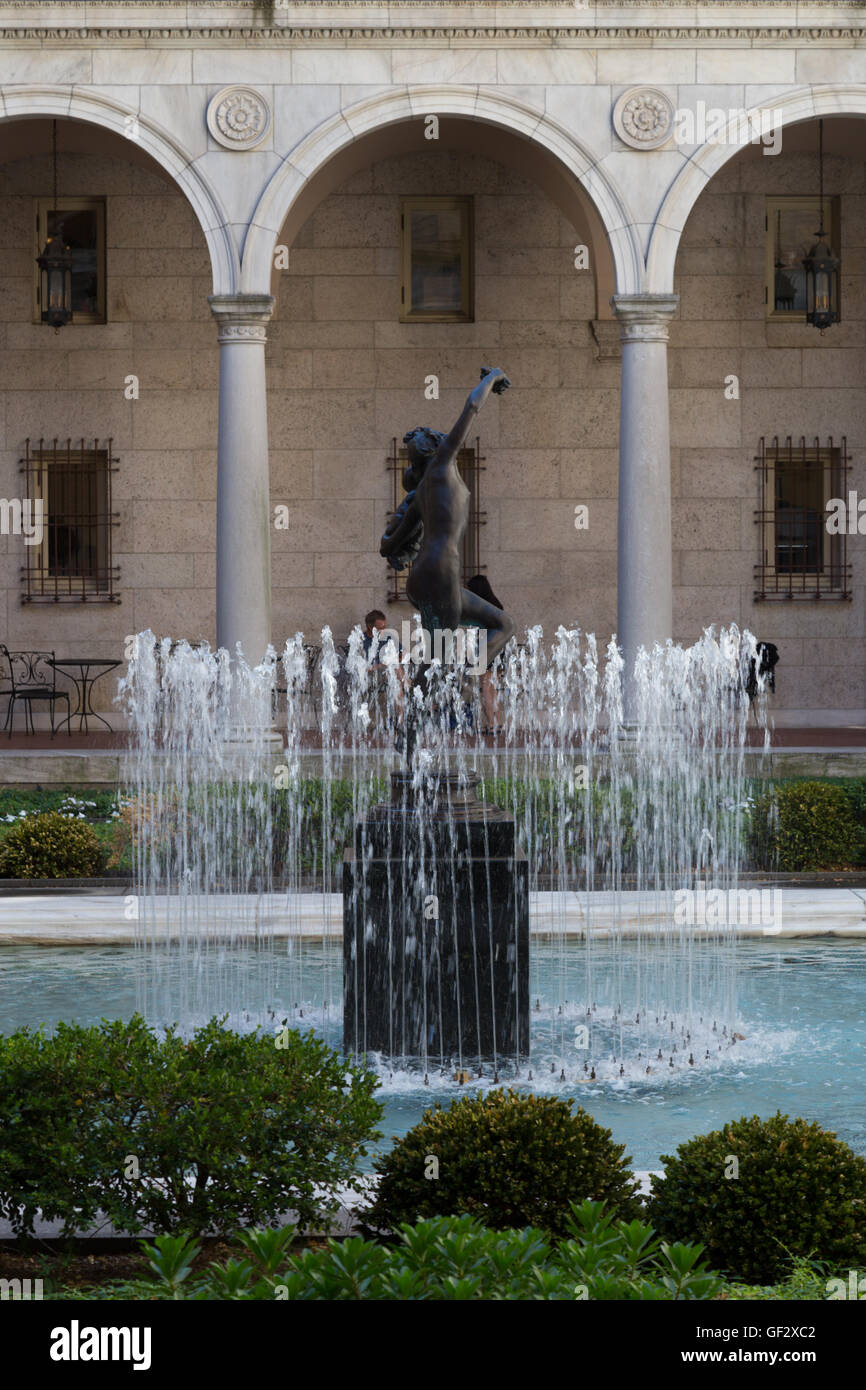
[[206, 86, 271, 151], [613, 87, 675, 151]]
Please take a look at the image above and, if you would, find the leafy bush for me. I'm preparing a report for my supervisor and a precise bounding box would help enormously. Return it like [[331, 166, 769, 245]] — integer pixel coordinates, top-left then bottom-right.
[[649, 1112, 866, 1284], [836, 777, 866, 865], [481, 778, 638, 878], [366, 1089, 642, 1236], [0, 810, 104, 878], [54, 1202, 724, 1301], [113, 779, 380, 882], [725, 1254, 859, 1301], [0, 1015, 381, 1238], [748, 780, 862, 870]]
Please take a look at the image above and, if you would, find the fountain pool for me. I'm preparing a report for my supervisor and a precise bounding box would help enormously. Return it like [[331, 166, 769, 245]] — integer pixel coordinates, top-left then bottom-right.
[[2, 937, 863, 1171]]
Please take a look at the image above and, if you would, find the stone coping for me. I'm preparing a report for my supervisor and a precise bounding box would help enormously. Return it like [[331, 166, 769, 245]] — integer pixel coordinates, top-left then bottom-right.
[[3, 870, 866, 893], [1, 747, 866, 786], [1, 887, 863, 943]]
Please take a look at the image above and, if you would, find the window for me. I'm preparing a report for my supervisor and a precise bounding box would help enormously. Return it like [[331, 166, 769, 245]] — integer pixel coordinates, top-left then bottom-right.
[[34, 198, 106, 324], [765, 196, 840, 322], [754, 436, 851, 600], [385, 436, 486, 604], [20, 438, 120, 602], [400, 197, 473, 322]]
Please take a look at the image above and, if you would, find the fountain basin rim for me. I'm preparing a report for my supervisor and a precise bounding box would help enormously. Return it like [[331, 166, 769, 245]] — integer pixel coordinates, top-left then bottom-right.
[[0, 887, 863, 944]]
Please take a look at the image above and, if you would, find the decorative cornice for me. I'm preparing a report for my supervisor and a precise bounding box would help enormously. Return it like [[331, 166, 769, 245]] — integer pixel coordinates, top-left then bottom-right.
[[2, 1, 864, 8], [0, 25, 864, 44]]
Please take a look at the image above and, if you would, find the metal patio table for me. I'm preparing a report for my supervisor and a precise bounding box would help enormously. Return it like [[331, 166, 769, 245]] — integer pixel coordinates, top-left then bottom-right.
[[47, 658, 122, 735]]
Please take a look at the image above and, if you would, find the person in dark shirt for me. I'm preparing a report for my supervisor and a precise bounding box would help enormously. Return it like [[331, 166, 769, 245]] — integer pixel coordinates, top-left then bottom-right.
[[361, 609, 405, 723], [362, 610, 394, 664]]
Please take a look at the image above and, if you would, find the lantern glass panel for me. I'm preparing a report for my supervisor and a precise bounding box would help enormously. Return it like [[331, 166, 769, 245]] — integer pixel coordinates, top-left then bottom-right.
[[47, 208, 98, 316], [766, 196, 840, 322], [34, 198, 105, 324]]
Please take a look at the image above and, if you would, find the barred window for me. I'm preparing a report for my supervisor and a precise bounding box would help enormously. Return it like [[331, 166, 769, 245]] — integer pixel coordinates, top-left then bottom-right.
[[385, 436, 486, 604], [754, 435, 851, 600], [20, 438, 120, 602]]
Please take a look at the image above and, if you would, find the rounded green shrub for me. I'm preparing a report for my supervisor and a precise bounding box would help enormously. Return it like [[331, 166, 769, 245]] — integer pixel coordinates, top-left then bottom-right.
[[367, 1088, 642, 1236], [0, 1015, 382, 1237], [649, 1112, 866, 1283], [0, 810, 103, 878], [749, 780, 861, 870]]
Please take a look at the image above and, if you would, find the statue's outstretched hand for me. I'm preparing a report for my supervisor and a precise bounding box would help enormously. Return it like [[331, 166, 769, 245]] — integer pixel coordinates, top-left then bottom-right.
[[480, 365, 510, 395]]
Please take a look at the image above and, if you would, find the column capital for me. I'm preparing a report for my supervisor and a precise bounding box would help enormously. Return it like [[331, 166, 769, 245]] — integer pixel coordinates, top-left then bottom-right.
[[611, 293, 679, 345], [208, 293, 275, 344]]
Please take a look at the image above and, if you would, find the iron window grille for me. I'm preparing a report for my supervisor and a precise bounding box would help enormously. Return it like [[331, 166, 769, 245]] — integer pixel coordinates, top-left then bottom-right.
[[20, 438, 120, 603], [754, 435, 851, 601], [385, 435, 486, 604]]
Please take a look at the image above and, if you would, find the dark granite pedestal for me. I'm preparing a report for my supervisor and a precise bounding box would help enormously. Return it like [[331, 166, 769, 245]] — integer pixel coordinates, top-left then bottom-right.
[[343, 770, 529, 1063]]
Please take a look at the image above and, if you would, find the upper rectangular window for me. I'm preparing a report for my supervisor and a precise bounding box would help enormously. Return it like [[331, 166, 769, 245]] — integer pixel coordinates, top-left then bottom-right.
[[33, 197, 106, 324], [765, 196, 840, 322], [400, 196, 473, 323]]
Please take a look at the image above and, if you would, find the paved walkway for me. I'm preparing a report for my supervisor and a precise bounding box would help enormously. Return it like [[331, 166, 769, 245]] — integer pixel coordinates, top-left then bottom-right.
[[1, 888, 864, 944]]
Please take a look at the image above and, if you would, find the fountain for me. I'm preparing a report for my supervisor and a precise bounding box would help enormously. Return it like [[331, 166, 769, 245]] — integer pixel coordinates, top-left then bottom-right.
[[118, 368, 769, 1086], [120, 619, 765, 1086]]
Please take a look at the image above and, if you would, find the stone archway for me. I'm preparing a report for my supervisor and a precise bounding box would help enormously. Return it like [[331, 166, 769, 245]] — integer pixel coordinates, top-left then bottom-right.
[[647, 86, 866, 293], [242, 86, 640, 298], [0, 85, 237, 294]]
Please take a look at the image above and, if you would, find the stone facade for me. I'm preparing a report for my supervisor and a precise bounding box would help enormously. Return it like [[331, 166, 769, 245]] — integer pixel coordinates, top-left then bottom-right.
[[270, 147, 611, 649], [0, 1, 864, 723]]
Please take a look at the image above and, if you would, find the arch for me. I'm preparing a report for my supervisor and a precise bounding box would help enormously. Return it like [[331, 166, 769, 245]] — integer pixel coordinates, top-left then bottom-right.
[[242, 86, 641, 299], [0, 85, 238, 295], [647, 86, 866, 293]]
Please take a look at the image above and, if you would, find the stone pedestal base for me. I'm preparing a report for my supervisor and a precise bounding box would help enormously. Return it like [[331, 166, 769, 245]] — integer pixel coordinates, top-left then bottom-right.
[[343, 771, 529, 1063]]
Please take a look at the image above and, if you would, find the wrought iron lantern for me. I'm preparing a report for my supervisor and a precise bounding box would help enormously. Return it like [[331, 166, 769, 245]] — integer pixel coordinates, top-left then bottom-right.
[[802, 120, 840, 334], [36, 119, 73, 330]]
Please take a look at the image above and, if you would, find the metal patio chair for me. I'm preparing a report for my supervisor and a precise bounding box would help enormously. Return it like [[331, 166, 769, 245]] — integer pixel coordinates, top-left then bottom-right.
[[0, 646, 71, 739]]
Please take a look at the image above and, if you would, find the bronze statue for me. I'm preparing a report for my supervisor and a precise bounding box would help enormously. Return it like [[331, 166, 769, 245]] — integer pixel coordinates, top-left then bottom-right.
[[380, 367, 515, 670]]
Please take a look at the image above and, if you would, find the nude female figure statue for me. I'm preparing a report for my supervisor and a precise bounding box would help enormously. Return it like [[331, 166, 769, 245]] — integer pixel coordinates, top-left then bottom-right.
[[380, 366, 515, 671]]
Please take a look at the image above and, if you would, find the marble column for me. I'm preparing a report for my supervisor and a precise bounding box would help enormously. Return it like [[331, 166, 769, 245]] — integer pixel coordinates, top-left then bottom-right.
[[208, 293, 275, 665], [612, 293, 679, 707]]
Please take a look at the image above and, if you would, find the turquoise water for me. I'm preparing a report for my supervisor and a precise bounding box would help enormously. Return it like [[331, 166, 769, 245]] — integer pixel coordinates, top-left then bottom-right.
[[1, 939, 863, 1170]]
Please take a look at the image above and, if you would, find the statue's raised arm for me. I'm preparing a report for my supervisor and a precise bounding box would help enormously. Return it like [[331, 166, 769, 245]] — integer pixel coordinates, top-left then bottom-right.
[[439, 366, 510, 462]]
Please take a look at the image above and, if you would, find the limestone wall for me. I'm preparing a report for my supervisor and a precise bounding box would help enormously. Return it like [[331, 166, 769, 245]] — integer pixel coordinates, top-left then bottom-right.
[[672, 142, 866, 722], [0, 147, 217, 715], [268, 147, 610, 652]]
